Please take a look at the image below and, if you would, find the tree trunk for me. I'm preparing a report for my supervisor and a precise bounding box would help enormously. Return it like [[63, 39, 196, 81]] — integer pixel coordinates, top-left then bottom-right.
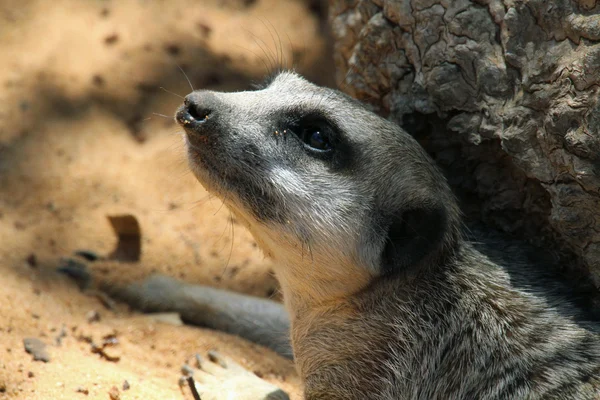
[[328, 0, 600, 287]]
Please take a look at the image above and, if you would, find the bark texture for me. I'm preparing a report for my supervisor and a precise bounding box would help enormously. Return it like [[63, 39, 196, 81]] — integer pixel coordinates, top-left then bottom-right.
[[328, 0, 600, 285]]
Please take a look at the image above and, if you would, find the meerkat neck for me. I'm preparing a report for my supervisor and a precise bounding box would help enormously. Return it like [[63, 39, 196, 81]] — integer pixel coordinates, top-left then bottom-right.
[[248, 227, 373, 316], [274, 258, 372, 316]]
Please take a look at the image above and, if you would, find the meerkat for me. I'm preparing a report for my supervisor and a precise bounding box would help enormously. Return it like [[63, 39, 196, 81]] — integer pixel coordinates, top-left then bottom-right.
[[81, 72, 600, 399]]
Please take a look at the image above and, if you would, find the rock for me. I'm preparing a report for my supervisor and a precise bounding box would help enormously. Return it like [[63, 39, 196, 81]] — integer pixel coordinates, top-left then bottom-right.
[[23, 337, 50, 362], [108, 386, 120, 400], [328, 0, 600, 288]]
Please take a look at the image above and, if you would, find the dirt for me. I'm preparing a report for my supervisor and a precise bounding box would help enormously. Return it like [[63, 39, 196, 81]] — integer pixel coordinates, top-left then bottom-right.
[[0, 0, 334, 398]]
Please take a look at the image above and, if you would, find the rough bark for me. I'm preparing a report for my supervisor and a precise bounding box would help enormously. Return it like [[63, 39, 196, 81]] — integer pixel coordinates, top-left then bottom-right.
[[327, 0, 600, 286]]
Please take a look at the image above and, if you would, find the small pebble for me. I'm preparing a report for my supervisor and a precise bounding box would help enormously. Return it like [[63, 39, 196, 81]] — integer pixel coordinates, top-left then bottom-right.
[[104, 33, 119, 45], [55, 325, 67, 346], [26, 254, 37, 267], [108, 386, 120, 400], [86, 310, 101, 323], [181, 364, 194, 377], [23, 338, 50, 362], [76, 386, 89, 395]]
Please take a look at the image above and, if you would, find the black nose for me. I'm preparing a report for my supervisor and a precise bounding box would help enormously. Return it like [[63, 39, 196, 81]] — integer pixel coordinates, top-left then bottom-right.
[[176, 92, 214, 128]]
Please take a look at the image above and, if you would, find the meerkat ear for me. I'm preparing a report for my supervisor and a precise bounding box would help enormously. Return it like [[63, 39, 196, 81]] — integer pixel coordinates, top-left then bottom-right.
[[380, 206, 447, 274]]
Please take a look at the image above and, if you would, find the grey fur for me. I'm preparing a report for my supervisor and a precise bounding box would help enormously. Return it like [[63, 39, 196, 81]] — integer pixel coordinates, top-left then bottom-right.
[[106, 275, 292, 358], [154, 71, 600, 399]]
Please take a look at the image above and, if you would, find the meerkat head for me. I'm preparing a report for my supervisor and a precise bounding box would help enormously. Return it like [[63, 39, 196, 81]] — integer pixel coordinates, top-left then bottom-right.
[[175, 72, 461, 297]]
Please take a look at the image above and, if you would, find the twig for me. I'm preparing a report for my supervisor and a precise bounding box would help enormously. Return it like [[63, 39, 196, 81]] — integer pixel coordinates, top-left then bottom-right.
[[187, 376, 201, 400]]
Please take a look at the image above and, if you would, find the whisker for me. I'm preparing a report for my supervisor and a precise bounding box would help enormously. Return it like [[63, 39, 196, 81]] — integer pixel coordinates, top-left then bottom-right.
[[184, 195, 215, 211], [176, 63, 195, 91], [265, 18, 287, 70], [213, 196, 228, 216], [234, 44, 272, 76], [152, 112, 174, 119], [160, 87, 185, 100], [221, 211, 236, 279], [243, 27, 277, 72], [258, 17, 283, 71], [283, 30, 294, 70], [213, 195, 233, 253]]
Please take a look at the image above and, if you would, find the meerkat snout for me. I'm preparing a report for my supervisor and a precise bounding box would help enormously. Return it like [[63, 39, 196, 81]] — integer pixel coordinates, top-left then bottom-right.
[[176, 92, 214, 129]]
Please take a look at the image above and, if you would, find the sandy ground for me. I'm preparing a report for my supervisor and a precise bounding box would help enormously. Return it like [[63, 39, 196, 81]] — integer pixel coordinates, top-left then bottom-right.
[[0, 1, 334, 398]]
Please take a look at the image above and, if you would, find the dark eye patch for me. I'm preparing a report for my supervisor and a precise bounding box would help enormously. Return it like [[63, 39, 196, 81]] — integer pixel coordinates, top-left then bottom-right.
[[282, 112, 337, 155], [294, 124, 333, 152], [275, 109, 355, 171]]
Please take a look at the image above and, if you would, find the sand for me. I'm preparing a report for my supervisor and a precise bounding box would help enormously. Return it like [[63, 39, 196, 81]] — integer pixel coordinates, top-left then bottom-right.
[[0, 0, 333, 398]]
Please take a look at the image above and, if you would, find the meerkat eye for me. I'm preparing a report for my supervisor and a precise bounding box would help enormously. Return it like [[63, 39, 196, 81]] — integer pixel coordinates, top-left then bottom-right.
[[301, 128, 332, 151]]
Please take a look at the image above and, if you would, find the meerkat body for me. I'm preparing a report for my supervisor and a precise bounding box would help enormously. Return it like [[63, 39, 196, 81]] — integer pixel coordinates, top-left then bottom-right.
[[111, 72, 600, 399]]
